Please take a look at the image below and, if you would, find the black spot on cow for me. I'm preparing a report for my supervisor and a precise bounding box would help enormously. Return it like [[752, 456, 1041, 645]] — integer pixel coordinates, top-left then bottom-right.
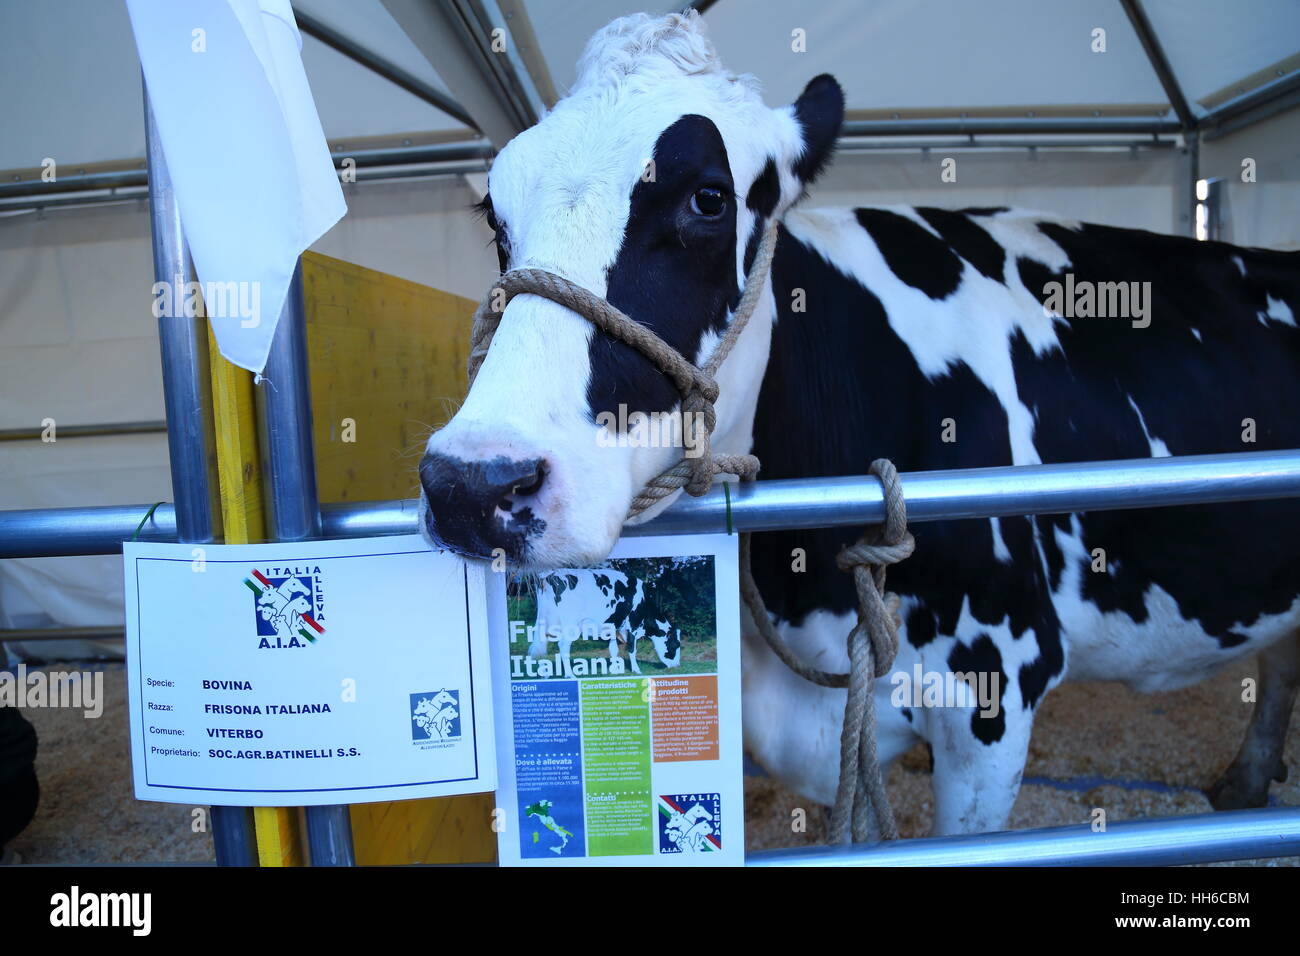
[[917, 207, 1006, 281], [906, 604, 937, 648], [855, 208, 963, 299], [663, 628, 681, 662], [958, 206, 1009, 216], [607, 576, 638, 625], [544, 573, 572, 602], [747, 158, 780, 218], [1018, 616, 1066, 710], [595, 115, 739, 422], [741, 158, 781, 282], [1033, 511, 1071, 593], [740, 219, 764, 289], [947, 634, 1008, 744], [594, 573, 612, 591]]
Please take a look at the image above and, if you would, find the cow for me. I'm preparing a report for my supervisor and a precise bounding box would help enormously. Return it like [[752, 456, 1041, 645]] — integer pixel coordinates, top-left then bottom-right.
[[528, 569, 682, 676], [417, 12, 1300, 835]]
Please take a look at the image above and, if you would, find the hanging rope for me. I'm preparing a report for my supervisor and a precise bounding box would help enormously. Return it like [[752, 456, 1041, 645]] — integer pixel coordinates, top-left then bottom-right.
[[740, 460, 913, 843], [464, 222, 913, 843]]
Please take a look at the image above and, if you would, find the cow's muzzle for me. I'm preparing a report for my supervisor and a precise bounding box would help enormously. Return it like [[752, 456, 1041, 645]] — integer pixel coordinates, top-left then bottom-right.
[[419, 452, 546, 560]]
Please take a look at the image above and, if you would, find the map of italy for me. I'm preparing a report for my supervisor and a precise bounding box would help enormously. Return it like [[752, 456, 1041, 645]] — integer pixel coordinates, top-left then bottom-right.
[[525, 799, 574, 855]]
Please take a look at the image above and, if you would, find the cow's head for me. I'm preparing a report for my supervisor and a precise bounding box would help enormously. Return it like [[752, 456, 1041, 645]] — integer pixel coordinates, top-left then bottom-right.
[[420, 12, 842, 569]]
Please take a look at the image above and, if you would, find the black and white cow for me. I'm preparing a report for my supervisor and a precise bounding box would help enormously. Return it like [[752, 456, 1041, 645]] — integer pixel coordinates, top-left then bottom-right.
[[418, 12, 1300, 835], [529, 568, 681, 676]]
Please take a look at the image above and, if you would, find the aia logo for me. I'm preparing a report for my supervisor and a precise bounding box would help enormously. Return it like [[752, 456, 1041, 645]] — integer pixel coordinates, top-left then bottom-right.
[[658, 793, 722, 853], [243, 566, 326, 648]]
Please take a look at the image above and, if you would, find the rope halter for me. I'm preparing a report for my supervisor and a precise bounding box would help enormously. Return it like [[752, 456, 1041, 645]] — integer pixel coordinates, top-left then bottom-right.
[[466, 224, 780, 520]]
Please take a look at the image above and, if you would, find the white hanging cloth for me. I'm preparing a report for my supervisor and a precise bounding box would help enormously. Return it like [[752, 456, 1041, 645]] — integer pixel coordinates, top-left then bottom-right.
[[125, 0, 346, 373]]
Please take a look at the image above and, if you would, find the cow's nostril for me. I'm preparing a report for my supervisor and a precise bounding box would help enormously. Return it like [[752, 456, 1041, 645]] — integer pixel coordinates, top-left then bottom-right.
[[511, 464, 545, 498], [420, 452, 546, 559]]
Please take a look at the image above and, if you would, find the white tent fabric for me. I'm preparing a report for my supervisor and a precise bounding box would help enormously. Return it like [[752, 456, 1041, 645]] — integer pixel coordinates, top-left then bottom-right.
[[125, 0, 346, 373], [534, 0, 1170, 109]]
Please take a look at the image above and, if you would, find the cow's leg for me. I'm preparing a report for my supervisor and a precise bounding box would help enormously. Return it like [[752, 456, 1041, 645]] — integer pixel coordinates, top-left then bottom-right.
[[1207, 633, 1300, 811], [628, 631, 643, 675], [606, 634, 621, 671], [923, 690, 1035, 837], [742, 608, 922, 808], [559, 635, 574, 677]]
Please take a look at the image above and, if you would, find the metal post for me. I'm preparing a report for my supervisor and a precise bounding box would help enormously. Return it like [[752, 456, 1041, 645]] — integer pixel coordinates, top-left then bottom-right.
[[1203, 176, 1224, 242], [144, 82, 259, 867], [255, 263, 357, 867], [1175, 131, 1199, 238]]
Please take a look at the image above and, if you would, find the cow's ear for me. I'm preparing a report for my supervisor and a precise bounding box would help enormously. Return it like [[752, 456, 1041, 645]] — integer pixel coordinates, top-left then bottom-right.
[[790, 74, 844, 184]]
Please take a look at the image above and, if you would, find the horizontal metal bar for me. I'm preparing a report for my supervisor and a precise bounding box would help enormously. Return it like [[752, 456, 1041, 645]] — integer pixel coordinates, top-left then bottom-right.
[[840, 117, 1181, 137], [836, 138, 1177, 153], [0, 420, 167, 442], [0, 167, 148, 198], [1200, 71, 1300, 142], [327, 141, 494, 167], [0, 187, 151, 213], [747, 806, 1300, 866], [0, 626, 124, 643], [644, 449, 1300, 535], [0, 160, 490, 214], [0, 142, 494, 203], [3, 450, 1299, 559]]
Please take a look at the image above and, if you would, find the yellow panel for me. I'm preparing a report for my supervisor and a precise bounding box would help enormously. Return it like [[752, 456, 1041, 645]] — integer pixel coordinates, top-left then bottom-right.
[[300, 251, 497, 865], [206, 323, 306, 867], [301, 251, 472, 503]]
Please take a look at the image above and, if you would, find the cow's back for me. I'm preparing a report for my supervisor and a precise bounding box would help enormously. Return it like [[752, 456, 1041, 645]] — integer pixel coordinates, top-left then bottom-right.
[[752, 205, 1300, 693]]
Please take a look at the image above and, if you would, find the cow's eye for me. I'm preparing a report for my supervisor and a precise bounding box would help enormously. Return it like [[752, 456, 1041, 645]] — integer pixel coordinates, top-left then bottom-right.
[[690, 187, 726, 217]]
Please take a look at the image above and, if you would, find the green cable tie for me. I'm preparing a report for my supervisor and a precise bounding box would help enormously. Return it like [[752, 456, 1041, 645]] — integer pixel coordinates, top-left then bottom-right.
[[131, 502, 166, 542]]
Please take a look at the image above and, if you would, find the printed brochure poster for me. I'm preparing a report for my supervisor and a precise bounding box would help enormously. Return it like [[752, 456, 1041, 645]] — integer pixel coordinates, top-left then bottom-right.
[[490, 533, 744, 866], [122, 535, 495, 806]]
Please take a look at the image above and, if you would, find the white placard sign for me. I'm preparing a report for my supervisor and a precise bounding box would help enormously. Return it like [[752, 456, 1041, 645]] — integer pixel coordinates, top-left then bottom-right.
[[123, 535, 495, 806], [490, 534, 745, 866]]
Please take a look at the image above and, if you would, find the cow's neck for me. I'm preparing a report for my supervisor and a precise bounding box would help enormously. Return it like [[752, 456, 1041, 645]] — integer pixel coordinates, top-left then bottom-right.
[[730, 218, 914, 623], [707, 263, 778, 464]]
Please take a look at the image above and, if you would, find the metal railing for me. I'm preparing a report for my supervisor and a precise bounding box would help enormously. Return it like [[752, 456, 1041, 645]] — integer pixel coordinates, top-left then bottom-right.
[[748, 806, 1300, 866], [6, 449, 1300, 558]]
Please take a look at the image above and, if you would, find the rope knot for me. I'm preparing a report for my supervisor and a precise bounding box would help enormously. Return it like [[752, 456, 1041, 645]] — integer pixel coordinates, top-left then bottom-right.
[[834, 535, 915, 571]]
